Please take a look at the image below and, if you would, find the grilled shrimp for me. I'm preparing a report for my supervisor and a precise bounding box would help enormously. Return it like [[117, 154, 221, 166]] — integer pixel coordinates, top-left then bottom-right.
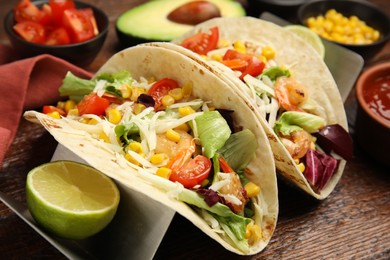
[[155, 129, 194, 159], [280, 130, 312, 159], [275, 76, 308, 111]]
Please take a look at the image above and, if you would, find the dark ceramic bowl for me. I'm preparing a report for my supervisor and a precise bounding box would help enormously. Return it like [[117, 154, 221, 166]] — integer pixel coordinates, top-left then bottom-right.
[[4, 0, 109, 67], [247, 0, 309, 22], [298, 0, 390, 60], [355, 61, 390, 166]]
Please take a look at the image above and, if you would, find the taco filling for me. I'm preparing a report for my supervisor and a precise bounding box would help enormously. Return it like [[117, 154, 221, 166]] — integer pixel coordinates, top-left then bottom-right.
[[37, 69, 272, 253], [176, 25, 352, 194]]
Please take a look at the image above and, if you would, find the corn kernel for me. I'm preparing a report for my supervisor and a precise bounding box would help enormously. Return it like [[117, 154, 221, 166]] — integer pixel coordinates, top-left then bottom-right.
[[310, 142, 316, 150], [162, 95, 175, 107], [150, 153, 169, 165], [261, 46, 275, 60], [56, 101, 65, 110], [178, 106, 195, 117], [217, 39, 230, 48], [67, 108, 79, 116], [99, 131, 110, 143], [174, 123, 190, 132], [121, 84, 132, 99], [107, 109, 122, 124], [128, 143, 141, 154], [125, 153, 140, 166], [297, 162, 306, 172], [244, 182, 261, 198], [182, 81, 193, 97], [211, 54, 223, 62], [166, 129, 181, 143], [169, 88, 184, 101], [156, 167, 172, 179], [245, 222, 262, 244], [64, 100, 76, 113], [233, 40, 246, 53], [259, 55, 267, 64], [133, 103, 146, 115], [88, 118, 99, 125], [128, 141, 143, 153], [47, 111, 61, 119]]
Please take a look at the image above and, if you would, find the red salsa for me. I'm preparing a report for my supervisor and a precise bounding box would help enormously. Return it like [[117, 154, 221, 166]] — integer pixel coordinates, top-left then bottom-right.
[[363, 75, 390, 124]]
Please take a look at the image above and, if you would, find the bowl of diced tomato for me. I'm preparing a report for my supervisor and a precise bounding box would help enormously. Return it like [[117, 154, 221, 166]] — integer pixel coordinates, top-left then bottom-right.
[[4, 0, 109, 66]]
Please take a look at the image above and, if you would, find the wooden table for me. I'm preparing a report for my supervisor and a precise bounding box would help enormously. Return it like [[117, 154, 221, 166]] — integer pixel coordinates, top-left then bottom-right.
[[0, 0, 389, 259]]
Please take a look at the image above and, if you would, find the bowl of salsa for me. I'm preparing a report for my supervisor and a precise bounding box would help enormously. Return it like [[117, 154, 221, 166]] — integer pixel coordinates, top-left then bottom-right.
[[355, 61, 390, 166]]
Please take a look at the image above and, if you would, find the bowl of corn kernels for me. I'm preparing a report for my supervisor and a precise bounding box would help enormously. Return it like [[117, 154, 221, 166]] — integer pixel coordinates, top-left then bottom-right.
[[298, 0, 390, 60]]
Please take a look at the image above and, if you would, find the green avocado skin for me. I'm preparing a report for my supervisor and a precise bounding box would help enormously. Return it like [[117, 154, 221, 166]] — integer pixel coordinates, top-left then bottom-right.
[[116, 0, 245, 47]]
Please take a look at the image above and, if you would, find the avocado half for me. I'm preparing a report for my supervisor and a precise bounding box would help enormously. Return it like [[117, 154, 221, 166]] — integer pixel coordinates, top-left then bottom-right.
[[116, 0, 246, 47]]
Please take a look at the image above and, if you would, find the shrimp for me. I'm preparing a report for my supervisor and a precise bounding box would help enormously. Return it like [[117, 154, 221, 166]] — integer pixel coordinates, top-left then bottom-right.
[[280, 130, 312, 159], [219, 173, 247, 213], [274, 76, 308, 111], [155, 129, 194, 159]]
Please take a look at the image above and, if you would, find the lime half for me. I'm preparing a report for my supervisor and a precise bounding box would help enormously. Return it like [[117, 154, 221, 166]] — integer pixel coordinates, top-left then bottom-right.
[[26, 161, 120, 239], [285, 25, 325, 59]]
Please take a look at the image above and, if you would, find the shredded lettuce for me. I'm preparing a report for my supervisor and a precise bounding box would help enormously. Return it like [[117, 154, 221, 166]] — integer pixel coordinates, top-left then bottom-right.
[[59, 71, 95, 97]]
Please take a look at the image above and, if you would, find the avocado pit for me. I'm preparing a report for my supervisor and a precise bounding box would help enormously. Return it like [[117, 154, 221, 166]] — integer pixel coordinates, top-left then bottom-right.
[[168, 1, 221, 25]]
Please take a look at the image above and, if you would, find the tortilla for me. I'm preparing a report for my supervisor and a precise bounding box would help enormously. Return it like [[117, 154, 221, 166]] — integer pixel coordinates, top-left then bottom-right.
[[24, 45, 278, 255], [164, 17, 348, 199]]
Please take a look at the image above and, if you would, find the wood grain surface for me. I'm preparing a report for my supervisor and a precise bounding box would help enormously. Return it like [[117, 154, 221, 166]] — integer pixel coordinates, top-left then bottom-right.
[[0, 0, 389, 259]]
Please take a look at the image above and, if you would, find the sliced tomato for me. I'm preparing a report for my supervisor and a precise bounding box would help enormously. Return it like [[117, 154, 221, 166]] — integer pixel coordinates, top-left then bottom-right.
[[13, 21, 46, 44], [49, 0, 75, 26], [43, 105, 66, 116], [169, 155, 212, 188], [223, 49, 265, 80], [14, 0, 50, 25], [180, 26, 219, 55], [77, 92, 110, 116], [62, 8, 96, 43], [147, 78, 179, 110], [45, 27, 70, 45]]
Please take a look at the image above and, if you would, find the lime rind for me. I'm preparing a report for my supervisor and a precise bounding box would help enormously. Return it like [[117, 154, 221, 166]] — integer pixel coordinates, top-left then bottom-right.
[[284, 25, 326, 59], [26, 161, 120, 239]]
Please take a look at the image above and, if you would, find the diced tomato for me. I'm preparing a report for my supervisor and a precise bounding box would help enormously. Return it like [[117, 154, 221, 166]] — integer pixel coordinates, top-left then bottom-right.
[[147, 78, 179, 110], [218, 156, 234, 173], [45, 27, 70, 45], [43, 105, 66, 116], [49, 0, 75, 26], [13, 21, 46, 44], [14, 0, 50, 25], [169, 155, 212, 188], [223, 49, 265, 80], [62, 8, 97, 43], [180, 26, 219, 55], [77, 92, 110, 116], [220, 59, 248, 72]]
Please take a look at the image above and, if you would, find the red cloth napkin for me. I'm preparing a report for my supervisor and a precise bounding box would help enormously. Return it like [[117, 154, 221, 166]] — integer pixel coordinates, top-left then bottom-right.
[[0, 45, 93, 167]]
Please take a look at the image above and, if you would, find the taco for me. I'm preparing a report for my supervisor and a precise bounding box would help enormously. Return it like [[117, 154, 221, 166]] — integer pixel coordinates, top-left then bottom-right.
[[162, 17, 352, 199], [24, 45, 278, 255]]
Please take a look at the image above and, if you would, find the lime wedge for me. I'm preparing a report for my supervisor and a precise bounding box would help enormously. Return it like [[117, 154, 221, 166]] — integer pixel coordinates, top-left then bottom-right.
[[26, 161, 120, 239], [285, 25, 325, 59]]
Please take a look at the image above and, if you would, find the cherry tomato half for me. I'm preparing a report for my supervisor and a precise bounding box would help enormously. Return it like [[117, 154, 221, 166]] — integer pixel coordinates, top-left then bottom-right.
[[180, 26, 219, 55], [147, 78, 179, 110], [13, 21, 46, 44], [77, 92, 110, 116], [169, 155, 212, 188], [223, 49, 265, 80]]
